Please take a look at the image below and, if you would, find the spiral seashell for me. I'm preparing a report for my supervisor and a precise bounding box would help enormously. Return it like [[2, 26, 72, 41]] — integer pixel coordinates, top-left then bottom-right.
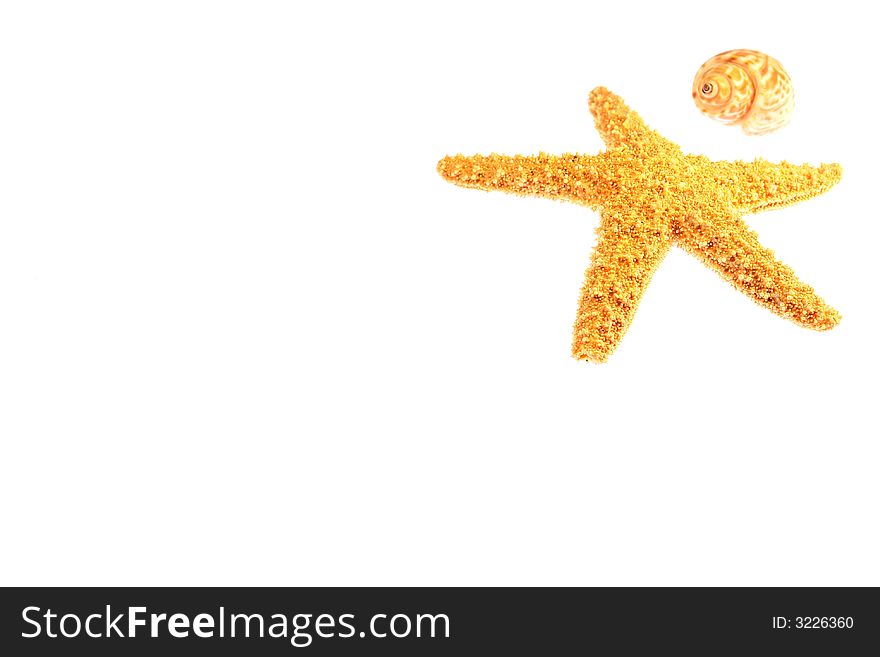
[[692, 49, 794, 136]]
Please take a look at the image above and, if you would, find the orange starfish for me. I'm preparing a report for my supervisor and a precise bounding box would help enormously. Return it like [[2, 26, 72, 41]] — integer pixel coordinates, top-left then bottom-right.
[[437, 87, 842, 362]]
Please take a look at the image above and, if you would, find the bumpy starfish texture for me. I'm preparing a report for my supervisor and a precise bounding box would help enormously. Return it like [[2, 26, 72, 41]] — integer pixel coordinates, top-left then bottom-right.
[[438, 87, 842, 362]]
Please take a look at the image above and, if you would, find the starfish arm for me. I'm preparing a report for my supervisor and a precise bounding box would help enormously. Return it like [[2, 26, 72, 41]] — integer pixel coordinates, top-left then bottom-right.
[[588, 87, 678, 153], [675, 212, 841, 330], [437, 153, 607, 207], [572, 207, 672, 362], [695, 157, 843, 213]]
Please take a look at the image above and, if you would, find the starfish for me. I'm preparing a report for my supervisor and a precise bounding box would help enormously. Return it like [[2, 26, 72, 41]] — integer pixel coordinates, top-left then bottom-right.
[[437, 87, 842, 362]]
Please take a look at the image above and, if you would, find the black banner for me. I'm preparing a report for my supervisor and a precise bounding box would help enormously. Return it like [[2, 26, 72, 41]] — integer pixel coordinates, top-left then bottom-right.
[[1, 587, 877, 654]]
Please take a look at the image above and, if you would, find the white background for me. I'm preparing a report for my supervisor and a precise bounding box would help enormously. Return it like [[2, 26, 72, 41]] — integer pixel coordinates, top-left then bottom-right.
[[1, 1, 877, 586]]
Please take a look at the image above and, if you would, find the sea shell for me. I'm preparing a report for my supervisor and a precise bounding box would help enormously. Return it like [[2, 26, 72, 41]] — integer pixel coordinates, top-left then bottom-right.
[[692, 49, 794, 135]]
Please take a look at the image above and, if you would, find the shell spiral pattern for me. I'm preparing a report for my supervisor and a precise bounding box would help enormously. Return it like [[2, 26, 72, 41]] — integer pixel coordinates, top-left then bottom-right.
[[692, 49, 794, 135]]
